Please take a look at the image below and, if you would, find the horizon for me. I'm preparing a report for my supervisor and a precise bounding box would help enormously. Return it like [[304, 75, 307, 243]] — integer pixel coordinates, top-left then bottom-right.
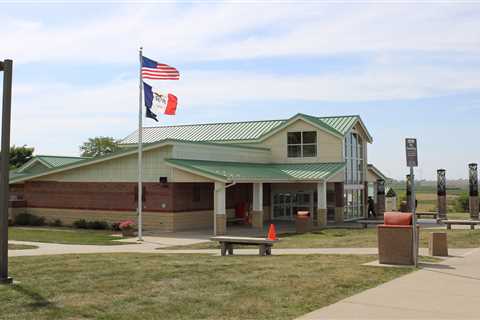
[[2, 2, 480, 180]]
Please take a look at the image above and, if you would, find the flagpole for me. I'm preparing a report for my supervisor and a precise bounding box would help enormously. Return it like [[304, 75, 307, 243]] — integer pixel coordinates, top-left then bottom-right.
[[137, 47, 144, 241]]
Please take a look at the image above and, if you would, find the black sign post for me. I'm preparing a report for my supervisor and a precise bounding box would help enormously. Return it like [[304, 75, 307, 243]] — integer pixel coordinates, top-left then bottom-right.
[[405, 138, 418, 267], [0, 60, 13, 284]]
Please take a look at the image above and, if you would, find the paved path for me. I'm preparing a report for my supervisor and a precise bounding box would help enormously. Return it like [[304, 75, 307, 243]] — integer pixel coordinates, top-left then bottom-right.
[[297, 247, 480, 319], [8, 240, 473, 257]]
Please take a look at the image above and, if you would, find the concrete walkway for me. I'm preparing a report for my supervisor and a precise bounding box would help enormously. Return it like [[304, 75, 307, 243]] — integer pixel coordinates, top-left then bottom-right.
[[297, 247, 480, 319], [8, 240, 474, 257]]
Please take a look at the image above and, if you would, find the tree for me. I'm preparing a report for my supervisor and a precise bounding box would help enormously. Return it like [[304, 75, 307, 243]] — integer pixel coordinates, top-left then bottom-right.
[[10, 145, 34, 169], [80, 136, 119, 158], [455, 192, 469, 213]]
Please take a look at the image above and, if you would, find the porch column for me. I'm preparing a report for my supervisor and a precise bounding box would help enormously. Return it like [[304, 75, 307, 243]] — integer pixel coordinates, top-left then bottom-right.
[[334, 182, 344, 224], [252, 182, 263, 230], [437, 169, 447, 220], [317, 181, 327, 227], [469, 163, 479, 220], [214, 182, 226, 235], [376, 179, 386, 217]]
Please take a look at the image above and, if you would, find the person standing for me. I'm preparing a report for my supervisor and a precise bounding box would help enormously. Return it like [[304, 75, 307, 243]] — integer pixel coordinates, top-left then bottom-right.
[[368, 196, 376, 218]]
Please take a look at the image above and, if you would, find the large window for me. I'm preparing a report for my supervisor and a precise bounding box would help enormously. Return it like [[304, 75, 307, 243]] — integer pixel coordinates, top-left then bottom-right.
[[344, 131, 365, 220], [287, 131, 317, 158]]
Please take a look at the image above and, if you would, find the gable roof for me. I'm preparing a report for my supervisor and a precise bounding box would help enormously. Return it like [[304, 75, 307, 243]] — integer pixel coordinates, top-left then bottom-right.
[[17, 155, 89, 173], [367, 164, 388, 181], [120, 113, 372, 145], [9, 139, 270, 184], [166, 158, 345, 183]]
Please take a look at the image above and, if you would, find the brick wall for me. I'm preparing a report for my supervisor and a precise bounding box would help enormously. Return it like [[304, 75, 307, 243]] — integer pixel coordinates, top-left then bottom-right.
[[22, 181, 271, 213]]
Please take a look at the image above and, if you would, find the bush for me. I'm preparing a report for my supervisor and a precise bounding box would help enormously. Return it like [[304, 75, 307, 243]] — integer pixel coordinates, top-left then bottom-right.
[[455, 192, 469, 212], [111, 222, 121, 231], [73, 219, 88, 229], [86, 220, 109, 230], [48, 219, 63, 227], [13, 213, 46, 226], [73, 219, 109, 230]]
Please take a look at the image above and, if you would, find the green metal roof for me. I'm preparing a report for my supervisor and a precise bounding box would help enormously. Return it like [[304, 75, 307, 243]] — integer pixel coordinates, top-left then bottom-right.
[[35, 155, 89, 168], [166, 158, 345, 182], [121, 114, 368, 144]]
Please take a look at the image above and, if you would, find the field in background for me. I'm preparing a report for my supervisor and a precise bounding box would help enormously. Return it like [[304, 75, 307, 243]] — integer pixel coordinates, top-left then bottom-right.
[[389, 183, 467, 212]]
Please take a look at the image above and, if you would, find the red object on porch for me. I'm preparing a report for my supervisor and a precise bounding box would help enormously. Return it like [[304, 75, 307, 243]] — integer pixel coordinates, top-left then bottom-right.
[[383, 212, 412, 227], [235, 202, 249, 224], [268, 224, 277, 240]]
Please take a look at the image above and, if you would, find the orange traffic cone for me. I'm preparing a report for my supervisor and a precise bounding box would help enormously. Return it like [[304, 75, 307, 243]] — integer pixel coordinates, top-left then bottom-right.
[[267, 224, 277, 240]]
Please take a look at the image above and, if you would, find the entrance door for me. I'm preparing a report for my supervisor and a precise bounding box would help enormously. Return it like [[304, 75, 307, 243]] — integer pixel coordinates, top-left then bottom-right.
[[272, 191, 313, 220]]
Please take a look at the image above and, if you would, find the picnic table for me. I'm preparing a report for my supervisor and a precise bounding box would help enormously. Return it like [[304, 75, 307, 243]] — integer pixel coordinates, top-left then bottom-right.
[[440, 220, 480, 230], [356, 220, 383, 229], [416, 212, 438, 219], [210, 236, 278, 256]]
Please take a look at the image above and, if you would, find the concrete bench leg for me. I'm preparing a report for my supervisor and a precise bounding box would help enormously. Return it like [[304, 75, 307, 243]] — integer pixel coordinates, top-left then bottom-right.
[[266, 246, 272, 256], [228, 243, 234, 255], [471, 225, 475, 230], [447, 224, 451, 230], [221, 242, 227, 256], [259, 245, 267, 256]]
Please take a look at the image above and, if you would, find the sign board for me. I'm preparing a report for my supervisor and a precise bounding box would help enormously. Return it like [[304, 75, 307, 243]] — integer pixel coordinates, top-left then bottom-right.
[[405, 138, 418, 167]]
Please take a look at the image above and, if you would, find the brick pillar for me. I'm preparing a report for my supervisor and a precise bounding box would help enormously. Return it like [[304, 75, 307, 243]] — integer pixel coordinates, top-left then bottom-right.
[[377, 179, 386, 216], [317, 181, 327, 227], [469, 163, 479, 220], [437, 169, 447, 220], [214, 182, 226, 235], [334, 182, 344, 223], [252, 183, 264, 230]]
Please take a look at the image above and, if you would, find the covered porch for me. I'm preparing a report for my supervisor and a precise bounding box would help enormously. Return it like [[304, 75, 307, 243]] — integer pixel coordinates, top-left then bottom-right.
[[166, 159, 347, 235]]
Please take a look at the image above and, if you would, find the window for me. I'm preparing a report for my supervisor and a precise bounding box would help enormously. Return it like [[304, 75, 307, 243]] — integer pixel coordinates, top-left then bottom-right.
[[287, 131, 317, 158]]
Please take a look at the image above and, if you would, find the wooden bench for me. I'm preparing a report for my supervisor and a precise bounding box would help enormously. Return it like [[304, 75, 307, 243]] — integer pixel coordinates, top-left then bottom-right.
[[441, 220, 480, 230], [416, 212, 438, 219], [211, 236, 278, 256], [357, 220, 383, 229]]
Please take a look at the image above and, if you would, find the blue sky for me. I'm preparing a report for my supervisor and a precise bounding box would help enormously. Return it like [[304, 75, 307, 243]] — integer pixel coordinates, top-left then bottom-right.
[[1, 1, 480, 180]]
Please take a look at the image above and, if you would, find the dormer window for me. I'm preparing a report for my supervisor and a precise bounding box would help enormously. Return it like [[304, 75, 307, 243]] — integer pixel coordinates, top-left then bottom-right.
[[287, 131, 317, 158]]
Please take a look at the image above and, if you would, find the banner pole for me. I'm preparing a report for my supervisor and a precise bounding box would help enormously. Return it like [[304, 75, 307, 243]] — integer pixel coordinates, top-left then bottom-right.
[[137, 47, 144, 242], [0, 60, 13, 284]]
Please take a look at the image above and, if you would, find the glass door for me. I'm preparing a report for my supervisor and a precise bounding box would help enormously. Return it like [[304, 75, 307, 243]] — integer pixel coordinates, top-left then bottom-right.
[[273, 191, 313, 220]]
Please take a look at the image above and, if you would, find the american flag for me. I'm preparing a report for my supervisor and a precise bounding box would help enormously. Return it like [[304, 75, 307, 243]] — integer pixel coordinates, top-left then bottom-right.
[[141, 56, 180, 80]]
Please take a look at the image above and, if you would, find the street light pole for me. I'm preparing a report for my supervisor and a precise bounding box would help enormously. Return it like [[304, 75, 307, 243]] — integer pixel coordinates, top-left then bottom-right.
[[0, 59, 13, 284]]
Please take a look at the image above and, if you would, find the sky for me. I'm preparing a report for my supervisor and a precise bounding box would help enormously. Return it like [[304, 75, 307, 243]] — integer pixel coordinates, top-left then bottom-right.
[[1, 1, 480, 180]]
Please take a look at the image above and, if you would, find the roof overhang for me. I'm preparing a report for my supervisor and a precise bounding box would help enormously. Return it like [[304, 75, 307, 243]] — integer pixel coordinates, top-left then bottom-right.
[[166, 158, 345, 184], [367, 164, 388, 181]]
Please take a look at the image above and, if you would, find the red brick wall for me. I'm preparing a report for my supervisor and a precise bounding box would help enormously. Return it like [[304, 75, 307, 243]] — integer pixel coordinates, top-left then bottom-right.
[[24, 181, 173, 212], [23, 181, 271, 212]]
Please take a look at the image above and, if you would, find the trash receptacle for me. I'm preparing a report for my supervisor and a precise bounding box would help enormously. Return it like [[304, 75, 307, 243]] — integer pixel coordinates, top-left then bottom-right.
[[295, 211, 311, 234]]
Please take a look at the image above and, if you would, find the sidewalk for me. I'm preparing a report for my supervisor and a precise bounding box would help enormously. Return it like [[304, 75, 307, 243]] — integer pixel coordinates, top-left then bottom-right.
[[297, 247, 480, 319], [8, 240, 473, 257]]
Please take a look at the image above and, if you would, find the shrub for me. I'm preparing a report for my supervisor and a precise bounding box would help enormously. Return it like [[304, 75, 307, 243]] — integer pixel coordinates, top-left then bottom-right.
[[455, 192, 469, 212], [111, 222, 121, 231], [119, 220, 136, 230], [13, 213, 46, 226], [73, 219, 109, 230], [86, 220, 109, 230], [73, 219, 88, 229], [48, 219, 63, 227]]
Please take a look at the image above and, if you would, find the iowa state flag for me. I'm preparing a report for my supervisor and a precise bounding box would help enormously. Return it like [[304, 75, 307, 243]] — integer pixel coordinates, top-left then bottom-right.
[[143, 82, 177, 121]]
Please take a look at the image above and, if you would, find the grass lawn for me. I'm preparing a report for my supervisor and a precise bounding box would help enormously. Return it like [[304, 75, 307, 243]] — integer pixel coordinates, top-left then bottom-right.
[[8, 244, 38, 250], [8, 227, 127, 246], [167, 228, 480, 250], [0, 253, 412, 320]]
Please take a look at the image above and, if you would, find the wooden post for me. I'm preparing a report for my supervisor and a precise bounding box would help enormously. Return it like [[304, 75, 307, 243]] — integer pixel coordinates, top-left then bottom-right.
[[469, 163, 479, 220], [437, 169, 447, 220]]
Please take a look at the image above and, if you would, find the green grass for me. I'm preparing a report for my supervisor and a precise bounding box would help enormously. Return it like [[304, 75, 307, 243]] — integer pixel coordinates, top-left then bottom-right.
[[167, 228, 480, 250], [0, 253, 412, 320], [8, 244, 38, 250], [8, 227, 127, 246]]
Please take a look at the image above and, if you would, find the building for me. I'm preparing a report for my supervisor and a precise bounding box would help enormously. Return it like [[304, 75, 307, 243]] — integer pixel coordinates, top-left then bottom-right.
[[9, 113, 387, 234]]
